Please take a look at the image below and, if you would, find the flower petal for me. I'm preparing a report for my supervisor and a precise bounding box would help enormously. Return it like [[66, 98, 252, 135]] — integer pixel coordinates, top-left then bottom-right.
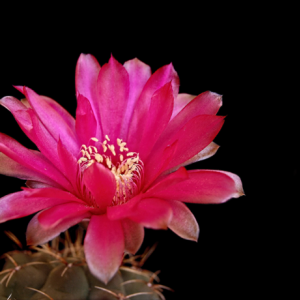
[[163, 142, 220, 175], [167, 200, 199, 241], [20, 86, 79, 156], [171, 93, 196, 120], [84, 214, 124, 284], [153, 115, 225, 172], [75, 53, 102, 139], [40, 95, 75, 133], [75, 94, 97, 145], [128, 198, 173, 230], [82, 163, 116, 213], [38, 202, 91, 228], [26, 210, 90, 245], [121, 219, 144, 254], [57, 138, 78, 194], [157, 91, 222, 152], [107, 194, 142, 221], [121, 58, 151, 140], [0, 188, 84, 223], [138, 82, 174, 161], [127, 63, 179, 150], [148, 169, 244, 204], [0, 133, 72, 191], [145, 167, 188, 194], [97, 55, 129, 141], [0, 152, 59, 186]]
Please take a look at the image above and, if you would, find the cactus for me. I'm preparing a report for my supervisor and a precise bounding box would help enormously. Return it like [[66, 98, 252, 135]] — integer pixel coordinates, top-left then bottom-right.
[[0, 229, 171, 300]]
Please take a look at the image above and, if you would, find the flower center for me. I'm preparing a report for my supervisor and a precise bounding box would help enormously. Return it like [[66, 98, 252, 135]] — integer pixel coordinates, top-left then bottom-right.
[[77, 135, 143, 206]]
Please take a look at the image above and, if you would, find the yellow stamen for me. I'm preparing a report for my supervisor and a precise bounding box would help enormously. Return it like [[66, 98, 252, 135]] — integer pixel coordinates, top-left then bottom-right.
[[105, 135, 110, 141], [91, 137, 99, 142], [108, 144, 116, 156]]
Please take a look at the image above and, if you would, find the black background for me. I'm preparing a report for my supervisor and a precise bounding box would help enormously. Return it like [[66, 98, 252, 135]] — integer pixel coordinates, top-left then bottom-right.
[[0, 6, 294, 299]]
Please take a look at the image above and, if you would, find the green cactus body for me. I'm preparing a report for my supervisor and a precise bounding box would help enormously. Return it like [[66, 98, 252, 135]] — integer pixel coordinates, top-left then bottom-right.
[[0, 230, 169, 300]]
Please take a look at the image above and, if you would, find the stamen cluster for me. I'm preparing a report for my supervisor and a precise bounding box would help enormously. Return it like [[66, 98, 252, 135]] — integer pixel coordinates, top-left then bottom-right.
[[77, 135, 143, 206]]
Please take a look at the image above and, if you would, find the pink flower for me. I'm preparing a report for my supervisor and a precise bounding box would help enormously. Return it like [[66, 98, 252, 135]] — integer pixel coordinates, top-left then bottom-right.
[[0, 54, 244, 283]]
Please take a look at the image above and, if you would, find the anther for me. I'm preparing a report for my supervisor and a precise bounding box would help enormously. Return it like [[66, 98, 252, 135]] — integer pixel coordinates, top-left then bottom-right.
[[91, 137, 99, 142], [127, 152, 134, 156], [102, 144, 107, 152], [105, 135, 110, 141], [108, 144, 116, 156], [85, 151, 91, 159], [120, 154, 124, 161], [81, 145, 87, 150], [106, 157, 112, 169], [95, 153, 103, 163]]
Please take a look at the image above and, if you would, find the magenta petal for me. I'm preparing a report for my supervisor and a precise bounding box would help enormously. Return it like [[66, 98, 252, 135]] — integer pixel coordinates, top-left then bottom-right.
[[162, 115, 225, 171], [163, 142, 220, 175], [0, 152, 59, 186], [158, 91, 222, 150], [75, 94, 97, 145], [82, 163, 116, 213], [127, 63, 179, 150], [107, 194, 142, 221], [167, 200, 199, 241], [145, 167, 188, 195], [121, 58, 151, 140], [0, 133, 72, 191], [57, 138, 78, 193], [84, 214, 124, 284], [23, 87, 79, 156], [121, 219, 144, 254], [38, 202, 91, 228], [138, 82, 174, 160], [0, 188, 84, 223], [27, 210, 90, 245], [128, 198, 173, 230], [40, 95, 75, 132], [171, 93, 196, 120], [97, 55, 129, 141], [75, 54, 102, 139], [148, 169, 244, 204]]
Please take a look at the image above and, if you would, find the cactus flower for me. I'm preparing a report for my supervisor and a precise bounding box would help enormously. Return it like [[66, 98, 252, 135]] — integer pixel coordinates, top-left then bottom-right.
[[0, 54, 244, 283]]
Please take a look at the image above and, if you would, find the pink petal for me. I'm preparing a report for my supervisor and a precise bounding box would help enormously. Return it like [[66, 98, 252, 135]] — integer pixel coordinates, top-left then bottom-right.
[[167, 200, 199, 241], [75, 54, 102, 138], [127, 63, 179, 151], [121, 219, 144, 254], [84, 214, 124, 284], [171, 93, 196, 120], [138, 82, 174, 161], [128, 198, 173, 230], [23, 87, 79, 156], [27, 210, 90, 245], [97, 55, 129, 142], [155, 115, 225, 172], [143, 140, 178, 190], [82, 163, 116, 213], [147, 169, 244, 204], [163, 142, 220, 175], [145, 167, 189, 194], [38, 202, 91, 228], [57, 138, 78, 194], [0, 188, 84, 223], [0, 152, 59, 186], [121, 58, 151, 140], [106, 194, 142, 221], [158, 91, 222, 151], [75, 94, 97, 145], [40, 95, 75, 133], [0, 133, 72, 191]]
